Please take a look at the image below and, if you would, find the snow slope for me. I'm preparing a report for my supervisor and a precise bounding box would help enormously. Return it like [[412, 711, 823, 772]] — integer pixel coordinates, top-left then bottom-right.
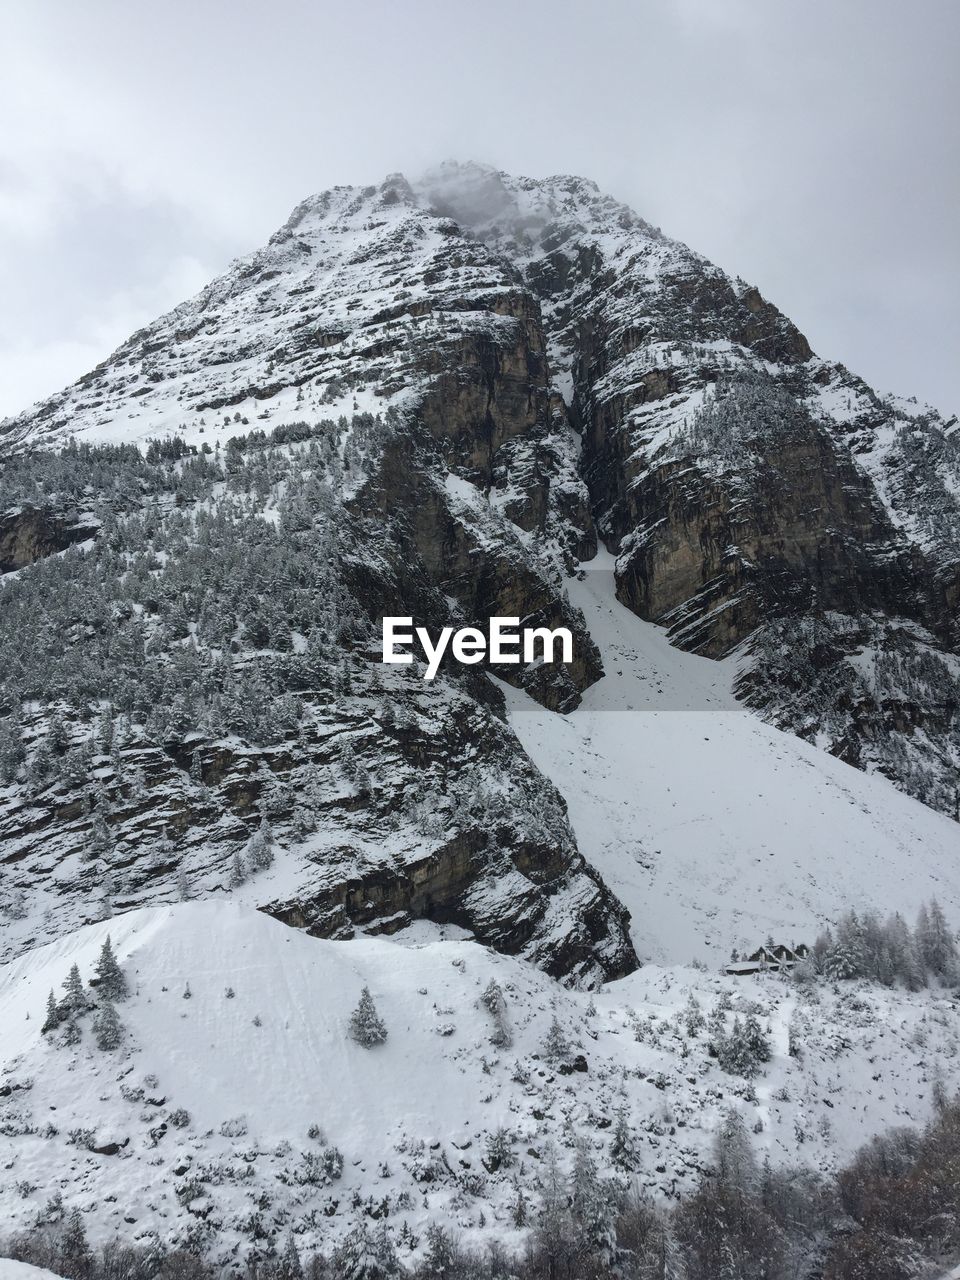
[[505, 551, 960, 964], [1, 902, 957, 1259], [0, 1264, 63, 1280]]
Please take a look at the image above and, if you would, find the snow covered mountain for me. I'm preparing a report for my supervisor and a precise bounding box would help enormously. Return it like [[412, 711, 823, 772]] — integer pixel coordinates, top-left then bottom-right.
[[4, 162, 958, 814], [1, 162, 959, 1267]]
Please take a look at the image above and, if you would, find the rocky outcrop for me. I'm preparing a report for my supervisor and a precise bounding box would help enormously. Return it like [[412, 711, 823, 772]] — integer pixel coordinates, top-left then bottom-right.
[[0, 505, 99, 573], [265, 826, 635, 986], [612, 421, 939, 657], [0, 519, 634, 984], [1, 176, 599, 710], [351, 433, 601, 711]]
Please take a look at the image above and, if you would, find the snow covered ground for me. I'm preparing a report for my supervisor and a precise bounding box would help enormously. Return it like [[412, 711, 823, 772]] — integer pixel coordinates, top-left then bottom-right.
[[0, 1263, 63, 1280], [505, 550, 960, 965], [1, 901, 958, 1258]]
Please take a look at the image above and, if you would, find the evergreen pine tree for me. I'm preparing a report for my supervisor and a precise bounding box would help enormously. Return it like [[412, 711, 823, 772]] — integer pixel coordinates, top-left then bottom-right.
[[95, 935, 128, 1001], [903, 934, 928, 991], [348, 986, 387, 1047], [93, 999, 123, 1051], [98, 705, 114, 755], [353, 764, 372, 798], [87, 806, 113, 862], [42, 989, 62, 1034], [571, 1140, 617, 1265], [610, 1103, 640, 1171], [570, 1139, 600, 1222], [714, 1107, 759, 1192], [833, 911, 867, 977], [914, 902, 933, 974], [422, 1224, 453, 1277], [534, 1141, 574, 1257], [277, 1232, 303, 1280], [334, 1217, 380, 1280], [484, 1126, 514, 1171], [923, 899, 956, 975], [339, 741, 358, 782], [49, 712, 70, 754], [292, 803, 316, 839], [683, 993, 705, 1037], [0, 715, 24, 784], [511, 1177, 528, 1227], [541, 1013, 570, 1064], [481, 977, 505, 1018], [823, 940, 860, 980], [718, 1015, 759, 1076], [707, 1003, 727, 1056], [28, 739, 55, 789], [248, 814, 274, 871], [742, 1013, 771, 1066], [60, 1207, 92, 1276], [61, 963, 86, 1016], [230, 847, 246, 887], [372, 1219, 399, 1278], [177, 865, 192, 901]]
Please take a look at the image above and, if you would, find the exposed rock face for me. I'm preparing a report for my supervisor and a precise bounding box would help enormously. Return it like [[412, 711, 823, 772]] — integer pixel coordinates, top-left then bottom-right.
[[0, 660, 635, 983], [0, 185, 626, 975], [0, 505, 99, 573], [354, 436, 601, 710], [611, 418, 937, 657], [267, 824, 635, 985]]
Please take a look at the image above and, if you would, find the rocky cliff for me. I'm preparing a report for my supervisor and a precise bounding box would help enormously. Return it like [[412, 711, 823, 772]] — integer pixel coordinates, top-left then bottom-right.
[[414, 163, 959, 811]]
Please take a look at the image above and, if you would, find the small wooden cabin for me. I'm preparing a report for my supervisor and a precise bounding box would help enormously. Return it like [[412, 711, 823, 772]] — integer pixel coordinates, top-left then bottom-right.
[[725, 942, 810, 976]]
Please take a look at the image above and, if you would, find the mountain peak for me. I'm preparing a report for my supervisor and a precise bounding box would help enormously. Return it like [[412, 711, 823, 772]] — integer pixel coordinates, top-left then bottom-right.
[[413, 161, 646, 245]]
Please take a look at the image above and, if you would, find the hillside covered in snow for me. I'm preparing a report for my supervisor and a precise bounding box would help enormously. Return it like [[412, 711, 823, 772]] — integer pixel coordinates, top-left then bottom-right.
[[2, 901, 959, 1268], [507, 552, 960, 965]]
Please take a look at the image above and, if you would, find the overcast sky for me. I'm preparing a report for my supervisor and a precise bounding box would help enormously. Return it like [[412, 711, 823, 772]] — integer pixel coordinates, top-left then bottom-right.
[[2, 0, 957, 421]]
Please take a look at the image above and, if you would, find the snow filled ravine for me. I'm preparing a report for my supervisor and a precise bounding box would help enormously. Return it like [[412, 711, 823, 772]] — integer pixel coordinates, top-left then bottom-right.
[[504, 550, 960, 966]]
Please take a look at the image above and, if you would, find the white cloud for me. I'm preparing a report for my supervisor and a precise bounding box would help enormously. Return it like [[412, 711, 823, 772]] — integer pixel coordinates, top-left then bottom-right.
[[0, 254, 212, 419]]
